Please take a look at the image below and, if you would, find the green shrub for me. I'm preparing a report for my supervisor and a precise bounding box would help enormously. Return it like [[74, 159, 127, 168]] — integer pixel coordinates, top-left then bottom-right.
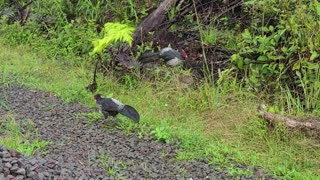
[[231, 0, 320, 112]]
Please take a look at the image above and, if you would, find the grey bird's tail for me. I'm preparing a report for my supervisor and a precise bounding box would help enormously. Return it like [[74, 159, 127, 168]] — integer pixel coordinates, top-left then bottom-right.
[[119, 105, 140, 122]]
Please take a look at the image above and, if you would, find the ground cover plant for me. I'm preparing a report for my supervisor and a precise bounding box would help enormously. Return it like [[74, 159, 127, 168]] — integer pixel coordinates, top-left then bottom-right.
[[0, 113, 49, 156]]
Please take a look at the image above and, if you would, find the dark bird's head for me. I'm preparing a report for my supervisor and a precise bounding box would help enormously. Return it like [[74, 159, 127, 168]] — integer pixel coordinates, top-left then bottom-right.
[[93, 94, 102, 100]]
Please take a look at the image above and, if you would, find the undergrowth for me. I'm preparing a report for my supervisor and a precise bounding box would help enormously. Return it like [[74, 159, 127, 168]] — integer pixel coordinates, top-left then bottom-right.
[[0, 41, 319, 178], [231, 0, 320, 114]]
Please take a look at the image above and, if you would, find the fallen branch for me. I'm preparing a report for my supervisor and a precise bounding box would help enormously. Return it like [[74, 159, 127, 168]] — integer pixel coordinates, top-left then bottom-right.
[[18, 1, 33, 25], [258, 109, 320, 130], [213, 0, 243, 22], [85, 55, 101, 93]]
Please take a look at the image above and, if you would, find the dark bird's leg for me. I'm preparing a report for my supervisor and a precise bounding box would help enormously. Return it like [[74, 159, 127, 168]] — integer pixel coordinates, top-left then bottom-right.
[[102, 110, 109, 119], [105, 112, 118, 126], [109, 111, 118, 121]]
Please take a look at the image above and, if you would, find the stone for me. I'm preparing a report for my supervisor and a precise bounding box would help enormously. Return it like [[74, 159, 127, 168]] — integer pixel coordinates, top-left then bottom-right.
[[16, 168, 26, 176], [0, 173, 5, 180], [26, 171, 37, 178], [3, 168, 10, 176], [10, 165, 19, 174], [2, 158, 12, 163], [10, 160, 18, 165], [30, 165, 38, 171], [29, 158, 38, 166], [2, 152, 11, 158], [7, 174, 15, 179], [4, 162, 12, 169], [16, 175, 25, 180]]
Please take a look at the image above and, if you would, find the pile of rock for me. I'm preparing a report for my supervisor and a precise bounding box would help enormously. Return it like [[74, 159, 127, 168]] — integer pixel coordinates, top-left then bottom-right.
[[0, 145, 49, 180]]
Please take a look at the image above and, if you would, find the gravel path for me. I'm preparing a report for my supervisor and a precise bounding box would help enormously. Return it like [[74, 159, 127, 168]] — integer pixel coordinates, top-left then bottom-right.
[[0, 84, 276, 179]]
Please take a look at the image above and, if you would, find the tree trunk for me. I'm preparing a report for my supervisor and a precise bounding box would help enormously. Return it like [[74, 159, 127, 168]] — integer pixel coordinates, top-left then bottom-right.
[[132, 0, 177, 46]]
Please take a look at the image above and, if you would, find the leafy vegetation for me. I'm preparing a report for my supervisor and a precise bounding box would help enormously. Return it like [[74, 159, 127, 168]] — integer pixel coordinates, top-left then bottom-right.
[[0, 0, 319, 179], [232, 0, 320, 114]]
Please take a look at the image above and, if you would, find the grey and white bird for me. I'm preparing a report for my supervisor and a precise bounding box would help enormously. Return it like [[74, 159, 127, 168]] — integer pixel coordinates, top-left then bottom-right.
[[160, 47, 187, 66], [93, 94, 140, 123]]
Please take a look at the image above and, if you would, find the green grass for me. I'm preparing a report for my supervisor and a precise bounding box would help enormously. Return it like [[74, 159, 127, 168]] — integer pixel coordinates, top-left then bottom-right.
[[77, 112, 103, 125], [0, 113, 50, 156], [0, 40, 319, 179], [99, 153, 127, 178], [200, 25, 239, 50]]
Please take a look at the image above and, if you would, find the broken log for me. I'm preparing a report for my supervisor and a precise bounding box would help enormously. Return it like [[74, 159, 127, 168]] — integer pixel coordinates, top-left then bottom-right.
[[258, 109, 320, 131]]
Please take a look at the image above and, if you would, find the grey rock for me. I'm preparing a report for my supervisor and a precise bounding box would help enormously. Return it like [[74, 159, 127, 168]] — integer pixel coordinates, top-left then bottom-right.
[[4, 163, 12, 169], [10, 160, 18, 165], [16, 175, 25, 180], [2, 152, 11, 158], [0, 173, 5, 180], [2, 158, 12, 163], [9, 165, 19, 174], [3, 168, 10, 176], [26, 171, 37, 178], [7, 174, 15, 179], [15, 168, 26, 176], [29, 158, 38, 166]]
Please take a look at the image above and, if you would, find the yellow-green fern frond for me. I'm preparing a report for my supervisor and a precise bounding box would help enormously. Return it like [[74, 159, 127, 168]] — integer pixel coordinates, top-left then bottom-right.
[[90, 22, 135, 55]]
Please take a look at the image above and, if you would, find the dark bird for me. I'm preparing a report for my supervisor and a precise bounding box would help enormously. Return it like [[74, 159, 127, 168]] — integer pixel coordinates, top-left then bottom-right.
[[93, 94, 140, 123], [138, 47, 187, 67]]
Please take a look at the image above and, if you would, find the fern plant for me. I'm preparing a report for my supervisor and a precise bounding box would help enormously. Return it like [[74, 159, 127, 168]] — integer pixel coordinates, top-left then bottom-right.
[[90, 22, 135, 55]]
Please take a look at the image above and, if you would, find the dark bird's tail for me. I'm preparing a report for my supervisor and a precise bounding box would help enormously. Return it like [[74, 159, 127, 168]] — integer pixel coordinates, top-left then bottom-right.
[[119, 105, 140, 122], [138, 51, 160, 64]]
